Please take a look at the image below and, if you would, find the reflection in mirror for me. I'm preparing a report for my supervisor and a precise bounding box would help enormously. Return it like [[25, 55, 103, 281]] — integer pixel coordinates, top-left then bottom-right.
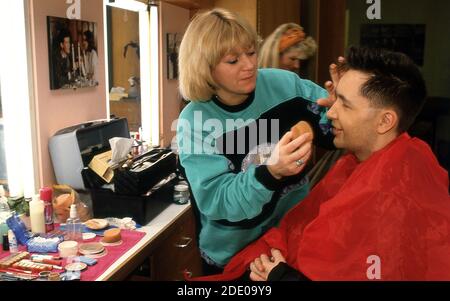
[[106, 5, 141, 133]]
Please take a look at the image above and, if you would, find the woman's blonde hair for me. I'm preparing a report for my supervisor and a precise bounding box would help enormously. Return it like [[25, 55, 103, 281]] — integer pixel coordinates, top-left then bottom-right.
[[258, 23, 317, 69], [178, 8, 258, 102]]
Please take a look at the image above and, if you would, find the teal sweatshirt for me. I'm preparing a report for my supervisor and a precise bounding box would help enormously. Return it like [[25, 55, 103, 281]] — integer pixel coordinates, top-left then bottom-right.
[[177, 68, 334, 266]]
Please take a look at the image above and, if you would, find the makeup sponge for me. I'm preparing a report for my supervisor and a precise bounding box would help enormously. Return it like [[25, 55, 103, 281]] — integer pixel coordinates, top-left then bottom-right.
[[290, 121, 314, 141], [102, 228, 122, 243]]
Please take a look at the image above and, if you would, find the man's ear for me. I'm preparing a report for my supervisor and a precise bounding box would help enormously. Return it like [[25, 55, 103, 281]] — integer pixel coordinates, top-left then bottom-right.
[[377, 109, 398, 134]]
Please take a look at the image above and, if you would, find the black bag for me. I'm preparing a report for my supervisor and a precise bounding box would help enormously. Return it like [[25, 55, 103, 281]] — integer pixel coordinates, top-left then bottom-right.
[[113, 148, 177, 195]]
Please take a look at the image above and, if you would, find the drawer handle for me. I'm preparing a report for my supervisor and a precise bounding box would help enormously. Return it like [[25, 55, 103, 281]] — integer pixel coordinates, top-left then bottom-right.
[[183, 270, 193, 278], [170, 270, 193, 281], [174, 236, 192, 248]]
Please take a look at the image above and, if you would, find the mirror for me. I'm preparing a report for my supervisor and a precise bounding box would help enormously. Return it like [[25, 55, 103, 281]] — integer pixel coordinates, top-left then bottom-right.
[[106, 5, 142, 133], [105, 0, 158, 146]]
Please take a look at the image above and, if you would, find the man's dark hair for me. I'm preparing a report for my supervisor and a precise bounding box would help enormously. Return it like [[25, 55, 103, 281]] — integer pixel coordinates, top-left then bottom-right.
[[57, 29, 70, 45], [342, 46, 427, 133]]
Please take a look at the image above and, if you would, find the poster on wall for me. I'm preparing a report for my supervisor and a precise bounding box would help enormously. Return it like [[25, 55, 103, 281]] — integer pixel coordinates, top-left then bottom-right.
[[47, 16, 99, 90]]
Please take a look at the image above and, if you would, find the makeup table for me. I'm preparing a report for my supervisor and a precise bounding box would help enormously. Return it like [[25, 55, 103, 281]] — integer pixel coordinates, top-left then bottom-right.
[[94, 202, 202, 281]]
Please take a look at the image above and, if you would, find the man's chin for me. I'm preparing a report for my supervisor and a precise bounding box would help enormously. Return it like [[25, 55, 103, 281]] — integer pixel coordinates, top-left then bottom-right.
[[333, 138, 344, 149]]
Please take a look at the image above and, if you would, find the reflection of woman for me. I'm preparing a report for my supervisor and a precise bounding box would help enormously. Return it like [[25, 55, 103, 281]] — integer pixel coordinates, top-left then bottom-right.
[[82, 30, 98, 84], [258, 23, 317, 73]]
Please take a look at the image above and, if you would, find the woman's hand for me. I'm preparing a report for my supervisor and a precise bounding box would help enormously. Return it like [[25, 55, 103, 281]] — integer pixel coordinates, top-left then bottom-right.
[[316, 56, 345, 108], [267, 131, 312, 180], [249, 249, 286, 281]]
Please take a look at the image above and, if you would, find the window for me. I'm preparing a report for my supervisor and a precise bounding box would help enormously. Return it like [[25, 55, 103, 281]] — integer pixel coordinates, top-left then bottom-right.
[[0, 87, 7, 189], [0, 0, 37, 197]]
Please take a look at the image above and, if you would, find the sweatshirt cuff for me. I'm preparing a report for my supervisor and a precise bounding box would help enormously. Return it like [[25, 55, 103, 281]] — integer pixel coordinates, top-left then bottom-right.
[[255, 165, 285, 191], [267, 262, 305, 281]]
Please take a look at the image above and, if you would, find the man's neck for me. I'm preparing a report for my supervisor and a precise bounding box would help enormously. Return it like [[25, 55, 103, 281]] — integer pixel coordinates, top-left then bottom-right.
[[354, 131, 399, 162]]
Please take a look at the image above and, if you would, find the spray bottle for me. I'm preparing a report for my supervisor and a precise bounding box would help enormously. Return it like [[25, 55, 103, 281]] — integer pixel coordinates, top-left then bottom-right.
[[66, 204, 82, 241]]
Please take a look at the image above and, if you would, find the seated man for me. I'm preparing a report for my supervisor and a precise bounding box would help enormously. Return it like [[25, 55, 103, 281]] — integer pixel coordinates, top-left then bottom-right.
[[195, 46, 450, 281]]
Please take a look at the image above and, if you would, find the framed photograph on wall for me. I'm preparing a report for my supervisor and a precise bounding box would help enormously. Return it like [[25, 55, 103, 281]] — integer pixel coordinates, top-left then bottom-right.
[[166, 33, 181, 80], [47, 16, 99, 90]]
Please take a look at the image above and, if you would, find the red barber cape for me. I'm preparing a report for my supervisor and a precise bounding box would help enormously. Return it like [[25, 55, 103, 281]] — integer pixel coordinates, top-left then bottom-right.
[[195, 133, 450, 281]]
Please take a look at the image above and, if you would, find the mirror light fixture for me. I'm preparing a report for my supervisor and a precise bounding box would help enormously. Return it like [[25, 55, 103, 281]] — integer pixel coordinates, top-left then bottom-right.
[[107, 0, 147, 12], [105, 0, 160, 146]]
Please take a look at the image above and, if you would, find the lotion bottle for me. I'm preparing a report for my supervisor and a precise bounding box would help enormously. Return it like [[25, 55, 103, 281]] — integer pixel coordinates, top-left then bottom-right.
[[29, 196, 45, 234]]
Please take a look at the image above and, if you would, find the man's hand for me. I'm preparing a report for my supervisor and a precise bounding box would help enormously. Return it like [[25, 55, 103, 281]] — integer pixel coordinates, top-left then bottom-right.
[[317, 56, 346, 108], [249, 249, 286, 281]]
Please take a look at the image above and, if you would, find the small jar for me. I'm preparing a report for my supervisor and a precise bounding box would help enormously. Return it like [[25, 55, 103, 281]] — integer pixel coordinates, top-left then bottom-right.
[[48, 272, 61, 281], [173, 184, 190, 205]]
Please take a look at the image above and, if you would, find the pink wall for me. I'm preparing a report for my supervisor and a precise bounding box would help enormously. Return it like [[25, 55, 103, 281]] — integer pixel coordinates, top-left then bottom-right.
[[28, 0, 188, 187], [29, 0, 107, 187], [159, 2, 190, 148]]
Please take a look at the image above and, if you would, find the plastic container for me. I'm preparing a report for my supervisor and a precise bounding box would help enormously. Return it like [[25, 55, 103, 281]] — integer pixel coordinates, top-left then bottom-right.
[[58, 240, 78, 258], [6, 212, 33, 245], [8, 229, 18, 253], [29, 196, 45, 234], [0, 222, 9, 247], [2, 233, 8, 251], [173, 184, 190, 205], [66, 204, 82, 242]]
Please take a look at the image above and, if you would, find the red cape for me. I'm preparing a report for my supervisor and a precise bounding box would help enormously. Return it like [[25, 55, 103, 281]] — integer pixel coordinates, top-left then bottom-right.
[[194, 134, 450, 280]]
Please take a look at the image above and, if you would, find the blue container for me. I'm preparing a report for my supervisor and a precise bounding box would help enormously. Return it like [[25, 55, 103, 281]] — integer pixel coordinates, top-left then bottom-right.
[[6, 212, 32, 245]]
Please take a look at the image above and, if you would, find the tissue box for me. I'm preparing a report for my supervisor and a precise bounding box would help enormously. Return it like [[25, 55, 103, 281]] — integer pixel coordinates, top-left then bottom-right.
[[88, 151, 114, 183]]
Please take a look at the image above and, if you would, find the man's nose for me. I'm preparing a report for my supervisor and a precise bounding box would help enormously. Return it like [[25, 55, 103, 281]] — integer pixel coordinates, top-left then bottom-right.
[[326, 102, 337, 120]]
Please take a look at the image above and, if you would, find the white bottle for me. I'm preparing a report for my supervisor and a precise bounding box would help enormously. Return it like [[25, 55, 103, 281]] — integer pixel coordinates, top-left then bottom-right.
[[8, 229, 18, 253], [66, 204, 82, 241], [29, 195, 45, 234]]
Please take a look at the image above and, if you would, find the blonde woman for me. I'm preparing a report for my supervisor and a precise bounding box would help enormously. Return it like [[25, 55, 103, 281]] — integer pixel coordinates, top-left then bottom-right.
[[176, 9, 335, 275], [259, 23, 317, 73]]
